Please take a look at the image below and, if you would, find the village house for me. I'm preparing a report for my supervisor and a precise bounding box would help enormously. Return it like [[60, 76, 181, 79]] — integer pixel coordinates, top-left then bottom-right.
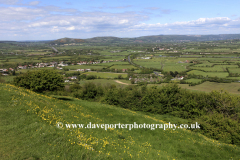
[[77, 61, 87, 65], [18, 65, 27, 69], [47, 64, 55, 67], [71, 76, 77, 80], [178, 76, 184, 80], [122, 69, 127, 72], [58, 63, 68, 67], [9, 68, 14, 71]]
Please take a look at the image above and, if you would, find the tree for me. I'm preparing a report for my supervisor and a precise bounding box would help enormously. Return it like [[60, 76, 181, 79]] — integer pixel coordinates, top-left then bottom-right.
[[118, 75, 123, 79], [13, 69, 64, 92]]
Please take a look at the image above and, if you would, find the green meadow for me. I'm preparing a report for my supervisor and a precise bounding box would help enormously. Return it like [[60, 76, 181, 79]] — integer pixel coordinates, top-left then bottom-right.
[[110, 65, 137, 69], [79, 79, 132, 87], [187, 70, 229, 78], [190, 65, 239, 72], [83, 72, 128, 78], [133, 57, 195, 72], [228, 68, 240, 74], [185, 79, 202, 83], [63, 65, 108, 70], [179, 81, 240, 94], [0, 83, 239, 160]]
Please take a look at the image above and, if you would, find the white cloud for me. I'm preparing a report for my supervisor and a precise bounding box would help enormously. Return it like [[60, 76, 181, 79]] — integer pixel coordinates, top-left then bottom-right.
[[29, 1, 40, 6], [66, 26, 75, 30], [0, 4, 240, 40], [0, 0, 19, 5], [0, 7, 47, 21]]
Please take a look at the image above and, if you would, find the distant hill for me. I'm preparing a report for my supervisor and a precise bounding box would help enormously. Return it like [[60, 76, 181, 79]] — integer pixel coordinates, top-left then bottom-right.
[[49, 37, 85, 44], [49, 34, 240, 44]]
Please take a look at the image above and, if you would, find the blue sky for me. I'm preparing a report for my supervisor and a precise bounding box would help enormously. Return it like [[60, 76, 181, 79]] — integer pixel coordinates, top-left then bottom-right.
[[0, 0, 240, 40]]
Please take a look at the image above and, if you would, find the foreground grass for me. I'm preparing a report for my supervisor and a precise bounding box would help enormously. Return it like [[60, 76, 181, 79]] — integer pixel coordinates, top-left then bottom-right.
[[0, 83, 239, 159]]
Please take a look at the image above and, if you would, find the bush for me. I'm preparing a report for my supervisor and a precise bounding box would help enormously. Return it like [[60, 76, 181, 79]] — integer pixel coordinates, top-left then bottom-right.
[[86, 75, 97, 80], [193, 112, 240, 145], [13, 69, 64, 92], [73, 82, 104, 100], [118, 75, 123, 79]]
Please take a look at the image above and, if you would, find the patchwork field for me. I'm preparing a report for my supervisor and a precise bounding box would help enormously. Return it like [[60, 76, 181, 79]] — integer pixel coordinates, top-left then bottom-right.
[[133, 57, 194, 72]]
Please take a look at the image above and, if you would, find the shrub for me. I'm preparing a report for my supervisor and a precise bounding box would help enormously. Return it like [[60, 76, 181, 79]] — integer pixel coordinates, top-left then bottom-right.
[[193, 112, 240, 145], [118, 75, 123, 79], [86, 75, 97, 80], [73, 82, 104, 100], [13, 69, 64, 92]]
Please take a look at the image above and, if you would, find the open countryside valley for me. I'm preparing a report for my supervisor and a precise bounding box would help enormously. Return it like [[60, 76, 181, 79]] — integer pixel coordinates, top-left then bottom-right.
[[0, 36, 240, 159]]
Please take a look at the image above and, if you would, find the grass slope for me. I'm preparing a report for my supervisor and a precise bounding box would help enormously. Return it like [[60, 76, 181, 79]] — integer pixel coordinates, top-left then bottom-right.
[[0, 83, 239, 159]]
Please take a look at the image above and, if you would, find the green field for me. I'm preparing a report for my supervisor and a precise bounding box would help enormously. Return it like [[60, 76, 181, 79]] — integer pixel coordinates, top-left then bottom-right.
[[83, 71, 128, 78], [190, 65, 239, 72], [25, 51, 48, 55], [133, 57, 198, 72], [63, 65, 108, 70], [110, 65, 137, 69], [179, 81, 240, 94], [187, 70, 229, 78], [185, 79, 202, 83], [92, 61, 130, 66], [226, 77, 240, 81], [228, 68, 240, 74], [101, 56, 126, 61], [79, 79, 132, 87], [1, 83, 239, 159]]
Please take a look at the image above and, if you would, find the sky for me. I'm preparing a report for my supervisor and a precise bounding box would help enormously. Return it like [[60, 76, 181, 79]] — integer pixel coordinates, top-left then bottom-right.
[[0, 0, 240, 40]]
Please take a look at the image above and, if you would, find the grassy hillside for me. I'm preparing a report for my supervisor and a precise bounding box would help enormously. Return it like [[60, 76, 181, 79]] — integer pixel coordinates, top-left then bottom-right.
[[0, 83, 239, 159]]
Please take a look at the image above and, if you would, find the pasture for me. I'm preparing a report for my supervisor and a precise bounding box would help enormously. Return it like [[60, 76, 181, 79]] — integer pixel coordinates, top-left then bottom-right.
[[79, 79, 131, 87], [185, 79, 202, 83], [187, 70, 229, 78], [63, 65, 107, 70], [110, 65, 137, 69], [190, 65, 239, 72], [179, 81, 240, 94], [133, 57, 195, 72], [83, 71, 128, 79], [228, 68, 240, 74]]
